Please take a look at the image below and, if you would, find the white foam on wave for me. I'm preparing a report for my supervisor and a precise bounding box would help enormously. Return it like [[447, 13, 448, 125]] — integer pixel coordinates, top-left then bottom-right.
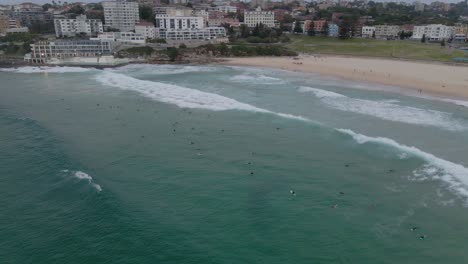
[[439, 98, 468, 108], [337, 128, 468, 200], [114, 64, 217, 75], [300, 86, 467, 131], [73, 171, 102, 192], [229, 73, 285, 85], [95, 71, 309, 122], [0, 66, 92, 73]]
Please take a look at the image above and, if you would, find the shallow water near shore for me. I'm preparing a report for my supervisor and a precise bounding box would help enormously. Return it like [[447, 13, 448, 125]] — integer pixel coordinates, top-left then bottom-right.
[[1, 64, 468, 263]]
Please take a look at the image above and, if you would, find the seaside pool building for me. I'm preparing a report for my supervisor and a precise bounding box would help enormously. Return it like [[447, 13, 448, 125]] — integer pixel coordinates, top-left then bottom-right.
[[26, 40, 113, 63]]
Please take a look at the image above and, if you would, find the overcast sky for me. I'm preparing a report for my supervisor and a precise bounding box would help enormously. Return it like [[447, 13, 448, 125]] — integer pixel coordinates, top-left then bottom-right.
[[0, 0, 464, 5]]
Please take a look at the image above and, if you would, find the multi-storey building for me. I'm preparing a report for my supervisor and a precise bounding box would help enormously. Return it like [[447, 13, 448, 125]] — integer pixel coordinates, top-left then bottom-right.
[[361, 26, 376, 38], [313, 19, 327, 32], [208, 6, 238, 13], [155, 14, 204, 30], [156, 27, 226, 41], [54, 15, 103, 37], [374, 25, 400, 39], [102, 0, 139, 32], [91, 32, 146, 44], [135, 22, 156, 39], [412, 24, 454, 41], [328, 23, 339, 37], [27, 40, 113, 63], [244, 7, 275, 28]]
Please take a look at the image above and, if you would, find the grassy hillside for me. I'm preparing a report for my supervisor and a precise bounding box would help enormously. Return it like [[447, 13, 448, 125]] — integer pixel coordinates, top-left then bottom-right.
[[287, 35, 466, 62]]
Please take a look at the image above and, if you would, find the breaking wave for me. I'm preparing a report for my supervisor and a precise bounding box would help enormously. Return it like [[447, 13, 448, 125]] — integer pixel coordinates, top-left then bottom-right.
[[0, 66, 93, 73], [113, 64, 218, 75], [72, 171, 102, 192], [300, 86, 467, 131], [229, 74, 285, 85], [337, 128, 468, 199], [95, 71, 309, 122]]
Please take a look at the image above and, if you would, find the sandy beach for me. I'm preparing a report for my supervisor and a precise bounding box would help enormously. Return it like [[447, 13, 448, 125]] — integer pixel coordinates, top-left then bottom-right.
[[221, 55, 468, 100]]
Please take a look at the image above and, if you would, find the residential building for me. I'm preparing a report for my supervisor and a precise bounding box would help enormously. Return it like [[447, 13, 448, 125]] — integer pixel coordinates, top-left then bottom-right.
[[251, 0, 267, 9], [135, 22, 156, 39], [0, 15, 26, 35], [412, 24, 454, 41], [244, 7, 275, 28], [208, 6, 237, 13], [169, 0, 188, 5], [374, 25, 400, 39], [27, 40, 113, 63], [328, 23, 339, 37], [54, 15, 103, 37], [361, 26, 375, 38], [155, 14, 204, 30], [13, 8, 53, 27], [313, 20, 327, 33], [92, 32, 146, 44], [414, 1, 425, 12], [102, 0, 139, 32], [454, 23, 468, 37], [156, 27, 226, 40]]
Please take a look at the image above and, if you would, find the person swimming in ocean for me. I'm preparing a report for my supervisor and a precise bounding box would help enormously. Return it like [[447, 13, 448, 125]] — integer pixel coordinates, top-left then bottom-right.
[[331, 204, 338, 208], [419, 235, 426, 240], [411, 227, 418, 232], [290, 190, 296, 196]]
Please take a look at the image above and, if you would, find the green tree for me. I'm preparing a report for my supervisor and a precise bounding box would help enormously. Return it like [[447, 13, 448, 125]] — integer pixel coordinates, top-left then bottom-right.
[[166, 47, 179, 62], [421, 33, 426, 43], [440, 39, 445, 46], [186, 2, 193, 8], [139, 5, 154, 22], [179, 43, 187, 49], [372, 30, 376, 38], [68, 5, 85, 15], [293, 21, 303, 34], [323, 22, 329, 36], [239, 24, 250, 38], [42, 3, 52, 11], [307, 22, 315, 36]]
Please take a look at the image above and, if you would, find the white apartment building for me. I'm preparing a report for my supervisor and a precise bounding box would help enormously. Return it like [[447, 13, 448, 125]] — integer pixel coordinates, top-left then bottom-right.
[[102, 0, 139, 32], [156, 27, 226, 41], [412, 24, 454, 41], [361, 26, 375, 38], [374, 25, 400, 39], [54, 15, 103, 37], [92, 32, 146, 44], [155, 14, 204, 30], [208, 5, 238, 13], [244, 7, 275, 28], [135, 22, 156, 39]]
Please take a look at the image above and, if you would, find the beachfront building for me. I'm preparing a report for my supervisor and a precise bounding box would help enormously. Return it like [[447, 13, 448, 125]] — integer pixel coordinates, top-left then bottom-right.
[[26, 40, 113, 63], [412, 24, 454, 41], [154, 13, 226, 41], [54, 15, 103, 37], [155, 14, 204, 30], [454, 23, 468, 38], [374, 25, 400, 39], [361, 26, 375, 38], [91, 32, 146, 44], [102, 0, 139, 32], [135, 22, 157, 39], [244, 7, 275, 28], [156, 27, 226, 41]]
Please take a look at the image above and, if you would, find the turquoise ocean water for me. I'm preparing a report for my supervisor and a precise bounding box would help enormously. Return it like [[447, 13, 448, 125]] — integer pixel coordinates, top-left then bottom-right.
[[1, 64, 468, 263]]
